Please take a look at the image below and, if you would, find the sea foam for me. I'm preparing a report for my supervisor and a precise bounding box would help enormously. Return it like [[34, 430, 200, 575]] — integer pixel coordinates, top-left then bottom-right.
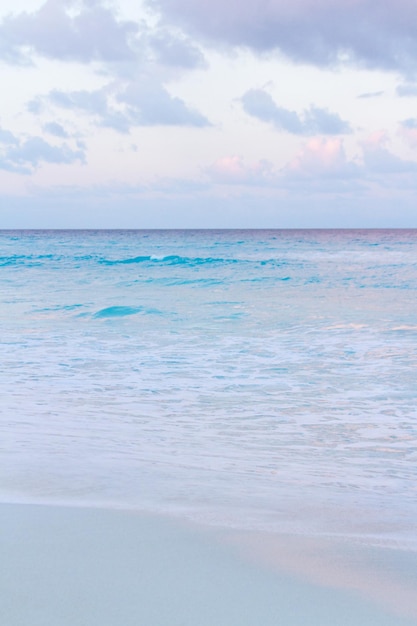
[[1, 229, 416, 548]]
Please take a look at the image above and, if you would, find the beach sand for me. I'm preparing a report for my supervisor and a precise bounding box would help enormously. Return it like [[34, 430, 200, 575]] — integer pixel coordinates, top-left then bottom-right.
[[1, 502, 416, 626]]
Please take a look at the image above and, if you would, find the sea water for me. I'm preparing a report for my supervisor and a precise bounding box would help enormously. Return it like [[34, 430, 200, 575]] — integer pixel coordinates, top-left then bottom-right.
[[1, 229, 417, 548]]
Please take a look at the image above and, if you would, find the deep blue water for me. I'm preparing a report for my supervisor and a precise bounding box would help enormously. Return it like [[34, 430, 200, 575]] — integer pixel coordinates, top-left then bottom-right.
[[1, 230, 416, 546]]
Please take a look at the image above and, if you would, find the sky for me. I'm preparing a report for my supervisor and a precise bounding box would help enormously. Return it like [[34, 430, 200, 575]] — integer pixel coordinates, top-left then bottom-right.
[[1, 0, 417, 228]]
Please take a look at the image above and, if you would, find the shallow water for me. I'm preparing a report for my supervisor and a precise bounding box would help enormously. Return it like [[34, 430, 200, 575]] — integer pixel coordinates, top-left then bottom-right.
[[1, 229, 417, 546]]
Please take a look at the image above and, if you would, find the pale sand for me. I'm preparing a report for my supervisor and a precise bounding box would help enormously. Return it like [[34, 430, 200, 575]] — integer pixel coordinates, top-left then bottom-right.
[[1, 502, 416, 626], [226, 530, 417, 621]]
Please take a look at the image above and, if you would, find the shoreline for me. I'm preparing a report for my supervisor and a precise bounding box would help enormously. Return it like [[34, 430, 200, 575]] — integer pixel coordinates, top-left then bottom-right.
[[1, 501, 416, 626], [226, 528, 417, 621]]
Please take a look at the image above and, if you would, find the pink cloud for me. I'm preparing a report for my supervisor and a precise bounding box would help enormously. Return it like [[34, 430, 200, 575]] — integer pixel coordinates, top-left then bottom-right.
[[207, 155, 275, 185], [361, 129, 417, 174], [399, 121, 417, 149], [361, 130, 389, 150], [286, 137, 358, 178]]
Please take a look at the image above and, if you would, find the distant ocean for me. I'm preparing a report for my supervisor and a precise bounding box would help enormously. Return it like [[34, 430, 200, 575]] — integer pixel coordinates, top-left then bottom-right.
[[1, 229, 416, 548]]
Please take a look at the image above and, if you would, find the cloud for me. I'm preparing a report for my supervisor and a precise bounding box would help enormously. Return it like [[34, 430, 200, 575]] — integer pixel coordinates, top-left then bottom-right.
[[150, 0, 417, 74], [396, 83, 417, 97], [0, 0, 207, 74], [43, 121, 70, 138], [361, 130, 389, 150], [206, 155, 276, 185], [3, 1, 211, 138], [357, 91, 384, 99], [207, 135, 417, 193], [27, 98, 44, 115], [206, 140, 362, 191], [0, 127, 19, 145], [241, 89, 351, 135], [399, 119, 417, 149], [147, 28, 207, 69], [37, 77, 211, 131], [0, 0, 138, 65], [0, 132, 85, 174], [46, 87, 132, 131], [205, 135, 417, 197], [361, 130, 417, 174], [285, 137, 359, 179], [117, 78, 211, 127]]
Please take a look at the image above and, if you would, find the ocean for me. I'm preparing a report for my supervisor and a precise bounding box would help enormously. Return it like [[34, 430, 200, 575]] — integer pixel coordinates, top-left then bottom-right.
[[1, 229, 417, 548]]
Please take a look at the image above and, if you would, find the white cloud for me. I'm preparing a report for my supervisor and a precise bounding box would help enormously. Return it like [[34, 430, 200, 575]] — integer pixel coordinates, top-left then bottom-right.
[[34, 77, 211, 131], [0, 0, 138, 65], [147, 27, 207, 69], [117, 76, 211, 127], [0, 129, 85, 173], [0, 127, 19, 145], [0, 0, 208, 73], [43, 121, 70, 138], [2, 0, 417, 227], [396, 83, 417, 97], [4, 1, 211, 134], [399, 119, 417, 149], [150, 0, 417, 75], [241, 89, 351, 135], [357, 91, 384, 99]]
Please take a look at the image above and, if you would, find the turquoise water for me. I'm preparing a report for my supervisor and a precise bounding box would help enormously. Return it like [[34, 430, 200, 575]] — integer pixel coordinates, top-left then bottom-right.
[[1, 229, 417, 547]]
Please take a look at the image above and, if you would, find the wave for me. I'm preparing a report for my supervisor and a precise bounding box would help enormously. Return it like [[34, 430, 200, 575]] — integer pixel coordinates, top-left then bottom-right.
[[0, 254, 61, 267], [1, 253, 291, 269], [32, 304, 85, 313], [98, 255, 294, 268], [99, 255, 242, 267], [93, 305, 162, 318]]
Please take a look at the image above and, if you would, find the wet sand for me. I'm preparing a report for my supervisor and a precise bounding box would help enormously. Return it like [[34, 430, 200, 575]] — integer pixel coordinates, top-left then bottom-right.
[[1, 502, 416, 626]]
